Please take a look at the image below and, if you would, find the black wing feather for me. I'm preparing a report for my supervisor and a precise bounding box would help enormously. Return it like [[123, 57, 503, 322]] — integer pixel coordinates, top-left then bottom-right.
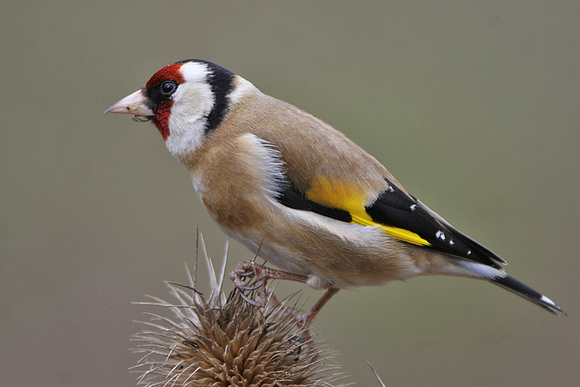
[[278, 186, 353, 223], [366, 179, 505, 268], [277, 179, 505, 269]]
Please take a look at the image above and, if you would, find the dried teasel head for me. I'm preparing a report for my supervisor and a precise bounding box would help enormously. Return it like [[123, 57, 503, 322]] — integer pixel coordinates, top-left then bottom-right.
[[132, 236, 346, 386]]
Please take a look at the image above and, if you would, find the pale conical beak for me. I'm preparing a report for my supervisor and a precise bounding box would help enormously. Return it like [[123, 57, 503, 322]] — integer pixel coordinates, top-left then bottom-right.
[[104, 89, 154, 117]]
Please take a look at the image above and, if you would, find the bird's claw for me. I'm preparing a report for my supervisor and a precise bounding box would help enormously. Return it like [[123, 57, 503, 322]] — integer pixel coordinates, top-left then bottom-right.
[[235, 288, 264, 307], [229, 261, 271, 307]]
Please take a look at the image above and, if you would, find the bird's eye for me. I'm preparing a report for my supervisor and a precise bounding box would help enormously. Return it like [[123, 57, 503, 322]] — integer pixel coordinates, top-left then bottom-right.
[[160, 80, 177, 96]]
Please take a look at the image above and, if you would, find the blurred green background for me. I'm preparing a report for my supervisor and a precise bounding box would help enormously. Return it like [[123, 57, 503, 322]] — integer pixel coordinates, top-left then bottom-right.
[[1, 1, 579, 386]]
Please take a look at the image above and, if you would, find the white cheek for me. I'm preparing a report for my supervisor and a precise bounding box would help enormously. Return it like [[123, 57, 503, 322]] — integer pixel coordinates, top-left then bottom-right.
[[165, 82, 214, 157]]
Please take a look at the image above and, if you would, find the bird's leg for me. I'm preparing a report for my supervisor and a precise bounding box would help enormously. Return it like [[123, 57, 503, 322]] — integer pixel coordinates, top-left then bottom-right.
[[300, 287, 340, 328], [230, 261, 340, 362], [230, 260, 339, 327], [230, 260, 309, 307]]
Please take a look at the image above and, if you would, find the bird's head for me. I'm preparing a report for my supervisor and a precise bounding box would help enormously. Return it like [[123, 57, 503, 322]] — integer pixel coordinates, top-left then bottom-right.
[[106, 60, 247, 157]]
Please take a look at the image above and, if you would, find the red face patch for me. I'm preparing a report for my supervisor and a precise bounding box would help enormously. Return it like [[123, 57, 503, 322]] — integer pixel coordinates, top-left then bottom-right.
[[145, 62, 188, 141], [152, 101, 173, 141], [146, 63, 186, 88]]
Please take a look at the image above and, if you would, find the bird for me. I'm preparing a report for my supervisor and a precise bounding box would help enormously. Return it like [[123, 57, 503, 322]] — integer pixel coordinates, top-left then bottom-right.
[[105, 59, 565, 320]]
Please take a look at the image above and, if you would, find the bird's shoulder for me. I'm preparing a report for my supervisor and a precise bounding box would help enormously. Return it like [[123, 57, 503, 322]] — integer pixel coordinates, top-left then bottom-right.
[[224, 89, 396, 204]]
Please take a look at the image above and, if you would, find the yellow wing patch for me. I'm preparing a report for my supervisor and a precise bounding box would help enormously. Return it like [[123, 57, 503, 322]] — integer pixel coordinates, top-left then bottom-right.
[[351, 213, 431, 246], [306, 176, 431, 247], [306, 176, 368, 213]]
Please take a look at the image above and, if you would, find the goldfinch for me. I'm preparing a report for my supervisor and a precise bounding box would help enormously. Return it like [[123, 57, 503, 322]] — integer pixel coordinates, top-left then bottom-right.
[[106, 59, 565, 316]]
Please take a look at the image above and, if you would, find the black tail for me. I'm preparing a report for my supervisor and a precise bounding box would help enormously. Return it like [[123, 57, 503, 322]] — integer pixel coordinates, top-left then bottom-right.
[[492, 275, 567, 316]]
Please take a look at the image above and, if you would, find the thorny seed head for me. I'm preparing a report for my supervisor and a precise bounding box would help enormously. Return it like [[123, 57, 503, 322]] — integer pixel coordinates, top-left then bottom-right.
[[131, 237, 346, 386]]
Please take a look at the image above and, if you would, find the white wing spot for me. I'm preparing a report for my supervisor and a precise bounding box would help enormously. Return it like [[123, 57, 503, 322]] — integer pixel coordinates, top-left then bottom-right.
[[435, 230, 446, 240], [467, 250, 472, 255], [410, 204, 417, 211], [387, 185, 395, 192], [449, 240, 455, 246], [540, 295, 557, 307]]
